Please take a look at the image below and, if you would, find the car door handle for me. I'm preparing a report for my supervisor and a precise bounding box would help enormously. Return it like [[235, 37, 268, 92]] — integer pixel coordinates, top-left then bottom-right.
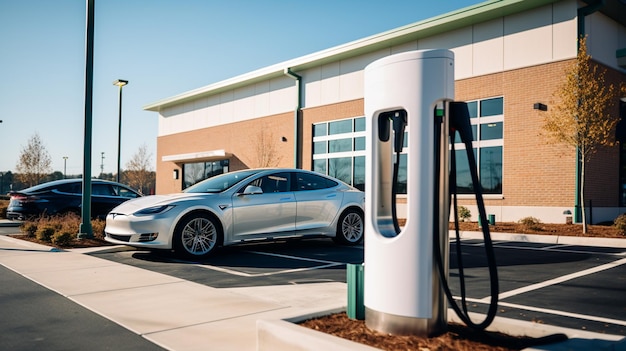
[[280, 197, 293, 201]]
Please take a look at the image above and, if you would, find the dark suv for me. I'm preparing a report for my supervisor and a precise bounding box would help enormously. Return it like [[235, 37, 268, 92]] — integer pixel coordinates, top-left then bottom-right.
[[6, 179, 141, 220]]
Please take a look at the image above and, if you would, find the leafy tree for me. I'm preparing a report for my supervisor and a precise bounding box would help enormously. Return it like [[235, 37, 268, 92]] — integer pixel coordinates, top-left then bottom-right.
[[15, 133, 53, 188], [542, 37, 618, 233], [124, 143, 155, 195]]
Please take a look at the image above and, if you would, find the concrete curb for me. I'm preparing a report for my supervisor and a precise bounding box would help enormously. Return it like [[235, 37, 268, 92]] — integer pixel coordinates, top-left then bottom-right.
[[459, 231, 626, 248], [0, 220, 22, 227], [257, 309, 626, 351]]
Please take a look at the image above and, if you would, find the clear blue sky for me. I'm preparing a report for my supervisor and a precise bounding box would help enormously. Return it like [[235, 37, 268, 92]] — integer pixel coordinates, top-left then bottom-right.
[[0, 0, 482, 178]]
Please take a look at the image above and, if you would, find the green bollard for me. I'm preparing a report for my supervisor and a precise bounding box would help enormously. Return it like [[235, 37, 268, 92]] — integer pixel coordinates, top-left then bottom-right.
[[347, 263, 365, 320]]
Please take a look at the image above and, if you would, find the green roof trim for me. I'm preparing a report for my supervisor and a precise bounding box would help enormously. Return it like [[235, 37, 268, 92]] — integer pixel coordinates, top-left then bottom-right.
[[144, 0, 561, 112]]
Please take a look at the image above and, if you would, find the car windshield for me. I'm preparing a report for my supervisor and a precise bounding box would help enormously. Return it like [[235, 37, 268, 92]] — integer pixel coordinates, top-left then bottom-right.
[[183, 170, 260, 193]]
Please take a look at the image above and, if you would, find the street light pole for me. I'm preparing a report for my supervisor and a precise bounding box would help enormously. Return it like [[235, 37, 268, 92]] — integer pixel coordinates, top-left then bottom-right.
[[63, 156, 68, 179], [113, 79, 128, 183]]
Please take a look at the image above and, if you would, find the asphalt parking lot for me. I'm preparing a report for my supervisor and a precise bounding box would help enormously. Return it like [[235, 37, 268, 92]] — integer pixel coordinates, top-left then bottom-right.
[[91, 237, 626, 336]]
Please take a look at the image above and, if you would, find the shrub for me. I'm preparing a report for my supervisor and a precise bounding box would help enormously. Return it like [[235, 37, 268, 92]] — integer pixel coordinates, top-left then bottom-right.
[[91, 219, 106, 240], [0, 199, 7, 218], [21, 221, 38, 237], [457, 206, 471, 221], [35, 225, 56, 242], [59, 213, 80, 234], [613, 213, 626, 236], [52, 230, 75, 246], [518, 216, 543, 231]]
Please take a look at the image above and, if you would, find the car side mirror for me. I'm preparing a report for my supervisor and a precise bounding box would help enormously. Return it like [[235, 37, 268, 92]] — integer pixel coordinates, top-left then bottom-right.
[[242, 185, 263, 195]]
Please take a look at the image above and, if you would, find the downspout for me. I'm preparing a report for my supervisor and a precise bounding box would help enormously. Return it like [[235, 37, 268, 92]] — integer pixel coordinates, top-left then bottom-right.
[[284, 68, 303, 169], [574, 0, 604, 223]]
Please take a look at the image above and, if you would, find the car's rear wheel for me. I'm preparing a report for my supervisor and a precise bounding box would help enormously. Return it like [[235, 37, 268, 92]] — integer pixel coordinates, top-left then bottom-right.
[[174, 213, 221, 258], [333, 208, 364, 245]]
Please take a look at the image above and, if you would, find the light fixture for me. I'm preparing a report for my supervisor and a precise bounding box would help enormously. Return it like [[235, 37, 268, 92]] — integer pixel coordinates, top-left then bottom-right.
[[533, 103, 548, 111], [173, 169, 179, 179], [113, 79, 128, 87]]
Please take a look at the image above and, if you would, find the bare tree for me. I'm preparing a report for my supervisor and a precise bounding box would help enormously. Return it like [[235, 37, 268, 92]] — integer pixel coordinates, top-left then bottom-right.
[[251, 129, 283, 168], [124, 143, 155, 195], [15, 133, 52, 187], [542, 37, 618, 233]]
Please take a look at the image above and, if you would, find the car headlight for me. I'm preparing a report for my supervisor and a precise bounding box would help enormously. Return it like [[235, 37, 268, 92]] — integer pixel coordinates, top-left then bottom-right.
[[134, 205, 175, 216]]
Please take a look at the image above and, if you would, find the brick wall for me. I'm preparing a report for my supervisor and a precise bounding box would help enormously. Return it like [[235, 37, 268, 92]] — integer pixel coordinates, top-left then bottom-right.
[[156, 112, 293, 194], [155, 60, 623, 213]]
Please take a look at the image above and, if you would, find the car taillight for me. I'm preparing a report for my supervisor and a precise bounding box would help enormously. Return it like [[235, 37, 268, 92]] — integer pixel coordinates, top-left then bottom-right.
[[10, 194, 37, 203]]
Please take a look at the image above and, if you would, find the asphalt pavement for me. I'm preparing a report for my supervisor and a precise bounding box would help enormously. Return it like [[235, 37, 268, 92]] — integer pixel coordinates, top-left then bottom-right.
[[1, 219, 626, 351]]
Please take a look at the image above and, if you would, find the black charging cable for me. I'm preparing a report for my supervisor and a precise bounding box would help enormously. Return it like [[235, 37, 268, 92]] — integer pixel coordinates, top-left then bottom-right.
[[433, 102, 499, 330], [378, 110, 407, 235]]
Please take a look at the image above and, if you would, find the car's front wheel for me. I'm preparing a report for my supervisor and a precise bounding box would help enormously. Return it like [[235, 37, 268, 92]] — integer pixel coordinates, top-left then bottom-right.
[[174, 213, 221, 258], [333, 208, 364, 245]]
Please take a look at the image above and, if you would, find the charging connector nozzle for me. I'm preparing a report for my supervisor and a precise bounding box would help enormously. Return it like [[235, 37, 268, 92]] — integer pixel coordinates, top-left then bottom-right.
[[391, 111, 407, 153], [449, 102, 473, 145]]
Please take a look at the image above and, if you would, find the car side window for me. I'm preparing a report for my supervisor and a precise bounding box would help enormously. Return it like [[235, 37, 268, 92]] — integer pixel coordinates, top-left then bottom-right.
[[116, 186, 140, 198], [93, 184, 115, 196], [56, 183, 80, 194], [296, 173, 337, 191], [247, 172, 291, 193]]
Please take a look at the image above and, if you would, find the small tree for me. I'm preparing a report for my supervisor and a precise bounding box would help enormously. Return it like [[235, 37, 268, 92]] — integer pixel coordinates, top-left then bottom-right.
[[124, 143, 155, 195], [542, 37, 618, 233], [15, 133, 53, 188]]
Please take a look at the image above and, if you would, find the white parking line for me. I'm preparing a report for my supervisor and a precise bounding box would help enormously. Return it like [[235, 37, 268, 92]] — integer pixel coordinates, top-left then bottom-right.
[[196, 262, 343, 277], [462, 238, 626, 257], [246, 250, 344, 265], [194, 250, 345, 277], [460, 297, 626, 327], [486, 257, 626, 301]]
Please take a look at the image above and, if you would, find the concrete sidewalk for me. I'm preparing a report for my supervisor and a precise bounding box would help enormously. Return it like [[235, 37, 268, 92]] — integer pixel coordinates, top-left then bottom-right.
[[0, 234, 345, 350], [1, 222, 626, 350]]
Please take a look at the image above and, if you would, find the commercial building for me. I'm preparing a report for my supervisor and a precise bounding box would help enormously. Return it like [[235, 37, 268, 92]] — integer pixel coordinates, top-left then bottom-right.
[[145, 0, 626, 224]]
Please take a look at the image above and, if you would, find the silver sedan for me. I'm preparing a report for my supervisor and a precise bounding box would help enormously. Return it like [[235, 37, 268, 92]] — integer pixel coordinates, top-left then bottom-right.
[[104, 168, 365, 258]]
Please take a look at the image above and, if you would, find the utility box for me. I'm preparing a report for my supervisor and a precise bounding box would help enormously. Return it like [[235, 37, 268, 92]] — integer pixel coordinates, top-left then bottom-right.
[[346, 263, 365, 320]]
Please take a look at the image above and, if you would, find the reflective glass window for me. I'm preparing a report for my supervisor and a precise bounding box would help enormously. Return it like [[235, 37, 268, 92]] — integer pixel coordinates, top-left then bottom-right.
[[328, 157, 352, 185], [313, 141, 327, 154], [480, 97, 503, 116], [354, 117, 365, 132], [313, 123, 327, 137], [480, 146, 502, 194], [353, 156, 365, 191], [329, 138, 352, 153], [480, 122, 503, 140], [329, 120, 353, 135]]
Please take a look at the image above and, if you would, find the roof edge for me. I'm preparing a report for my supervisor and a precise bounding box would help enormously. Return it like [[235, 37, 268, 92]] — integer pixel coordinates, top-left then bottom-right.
[[144, 0, 560, 112]]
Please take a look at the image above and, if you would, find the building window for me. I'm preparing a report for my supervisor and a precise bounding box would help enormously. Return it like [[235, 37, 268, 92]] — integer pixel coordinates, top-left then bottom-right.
[[312, 97, 503, 195], [454, 97, 504, 195], [182, 159, 229, 190], [312, 117, 366, 190]]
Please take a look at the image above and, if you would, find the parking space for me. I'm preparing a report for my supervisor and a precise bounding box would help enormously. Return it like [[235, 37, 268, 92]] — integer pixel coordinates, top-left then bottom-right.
[[91, 237, 626, 336], [93, 238, 363, 288], [468, 240, 626, 336]]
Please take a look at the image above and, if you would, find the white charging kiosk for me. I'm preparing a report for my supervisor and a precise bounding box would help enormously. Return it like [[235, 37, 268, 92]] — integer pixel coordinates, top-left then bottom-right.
[[364, 49, 454, 336]]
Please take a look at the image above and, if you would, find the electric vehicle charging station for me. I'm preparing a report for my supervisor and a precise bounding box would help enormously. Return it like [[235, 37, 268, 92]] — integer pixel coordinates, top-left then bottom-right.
[[363, 48, 501, 338], [364, 49, 454, 336]]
